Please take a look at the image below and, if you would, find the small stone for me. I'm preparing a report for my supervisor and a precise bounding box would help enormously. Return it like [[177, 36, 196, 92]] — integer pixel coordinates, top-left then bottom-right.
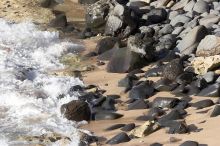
[[158, 110, 183, 125], [166, 121, 188, 134], [127, 99, 149, 110], [203, 71, 215, 83], [129, 121, 160, 138], [148, 107, 165, 118], [95, 37, 117, 54], [171, 0, 190, 10], [154, 78, 178, 91], [121, 123, 136, 132], [176, 72, 194, 84], [129, 81, 154, 99], [170, 15, 191, 26], [150, 143, 163, 146], [106, 132, 131, 145], [199, 14, 220, 28], [180, 141, 199, 146], [148, 8, 167, 24], [105, 124, 126, 131], [184, 0, 196, 12], [94, 112, 123, 120], [192, 99, 214, 109], [193, 0, 209, 14]]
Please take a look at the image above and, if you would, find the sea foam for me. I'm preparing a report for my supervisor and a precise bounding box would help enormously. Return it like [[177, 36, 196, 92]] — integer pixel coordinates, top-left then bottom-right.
[[0, 19, 85, 146]]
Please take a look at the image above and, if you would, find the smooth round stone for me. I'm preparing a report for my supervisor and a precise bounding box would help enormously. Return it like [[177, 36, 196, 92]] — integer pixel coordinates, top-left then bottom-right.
[[105, 124, 126, 131], [203, 71, 215, 83], [184, 0, 196, 12], [145, 67, 163, 78], [180, 141, 199, 146], [185, 84, 200, 96], [148, 8, 167, 24], [192, 78, 208, 90], [106, 132, 131, 145], [175, 100, 189, 110], [106, 94, 121, 99], [127, 99, 149, 110], [197, 83, 220, 97], [136, 115, 154, 121], [171, 84, 186, 95], [121, 123, 135, 132], [172, 26, 184, 35], [152, 97, 180, 109], [95, 37, 117, 55], [210, 105, 220, 117], [95, 112, 123, 120], [193, 0, 209, 14], [170, 15, 191, 26], [192, 99, 214, 109], [159, 24, 173, 35]]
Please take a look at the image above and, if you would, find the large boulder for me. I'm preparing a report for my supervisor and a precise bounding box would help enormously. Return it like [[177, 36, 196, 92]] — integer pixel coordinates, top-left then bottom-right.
[[175, 25, 208, 55], [196, 35, 220, 57], [60, 100, 91, 122], [106, 47, 146, 73]]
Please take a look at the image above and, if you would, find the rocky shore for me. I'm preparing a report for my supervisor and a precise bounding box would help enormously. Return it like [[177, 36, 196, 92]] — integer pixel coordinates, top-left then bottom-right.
[[3, 0, 220, 145]]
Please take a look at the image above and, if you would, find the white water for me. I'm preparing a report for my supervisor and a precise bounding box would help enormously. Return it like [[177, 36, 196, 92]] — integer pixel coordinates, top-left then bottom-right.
[[0, 19, 86, 146]]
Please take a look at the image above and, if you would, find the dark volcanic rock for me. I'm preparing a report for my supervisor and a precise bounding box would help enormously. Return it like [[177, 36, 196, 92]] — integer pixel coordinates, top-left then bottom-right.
[[163, 58, 184, 81], [79, 0, 99, 4], [210, 105, 220, 117], [176, 72, 194, 84], [171, 84, 186, 95], [127, 99, 149, 110], [166, 121, 188, 134], [101, 97, 116, 110], [129, 81, 155, 99], [105, 124, 126, 131], [197, 83, 220, 97], [152, 97, 180, 109], [154, 78, 178, 91], [121, 123, 135, 132], [158, 110, 183, 125], [179, 141, 199, 146], [148, 8, 167, 24], [60, 100, 91, 121], [150, 143, 163, 146], [192, 99, 214, 109], [192, 78, 208, 90], [94, 112, 123, 120], [148, 107, 165, 118], [106, 132, 131, 145], [107, 47, 146, 73], [95, 37, 117, 54]]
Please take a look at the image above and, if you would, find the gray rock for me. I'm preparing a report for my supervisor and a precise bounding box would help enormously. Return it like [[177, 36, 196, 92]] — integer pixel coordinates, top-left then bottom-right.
[[196, 35, 220, 57], [168, 11, 179, 20], [180, 141, 199, 146], [193, 0, 209, 14], [105, 15, 123, 35], [172, 27, 184, 35], [171, 0, 190, 10], [95, 37, 117, 54], [203, 71, 215, 83], [192, 99, 214, 109], [79, 0, 99, 4], [170, 15, 191, 26], [147, 8, 168, 24], [199, 14, 220, 28], [158, 24, 173, 36], [50, 14, 67, 28], [184, 0, 196, 12], [106, 132, 130, 144], [175, 25, 208, 55]]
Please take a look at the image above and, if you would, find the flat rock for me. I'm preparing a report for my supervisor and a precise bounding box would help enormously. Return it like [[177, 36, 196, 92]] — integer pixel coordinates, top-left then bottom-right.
[[106, 132, 131, 145], [197, 83, 220, 97], [148, 107, 165, 118], [158, 110, 183, 125], [166, 121, 188, 134], [192, 99, 214, 109], [196, 35, 220, 57], [184, 0, 196, 12], [175, 25, 208, 55], [203, 71, 215, 83], [95, 37, 117, 54], [170, 15, 191, 26], [154, 78, 178, 91], [199, 14, 220, 28]]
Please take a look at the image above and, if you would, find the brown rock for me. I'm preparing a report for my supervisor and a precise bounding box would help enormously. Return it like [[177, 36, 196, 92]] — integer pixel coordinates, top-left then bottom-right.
[[60, 100, 91, 121]]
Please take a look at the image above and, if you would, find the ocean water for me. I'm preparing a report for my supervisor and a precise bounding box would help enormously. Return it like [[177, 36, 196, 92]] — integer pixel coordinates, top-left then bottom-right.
[[0, 19, 86, 146]]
